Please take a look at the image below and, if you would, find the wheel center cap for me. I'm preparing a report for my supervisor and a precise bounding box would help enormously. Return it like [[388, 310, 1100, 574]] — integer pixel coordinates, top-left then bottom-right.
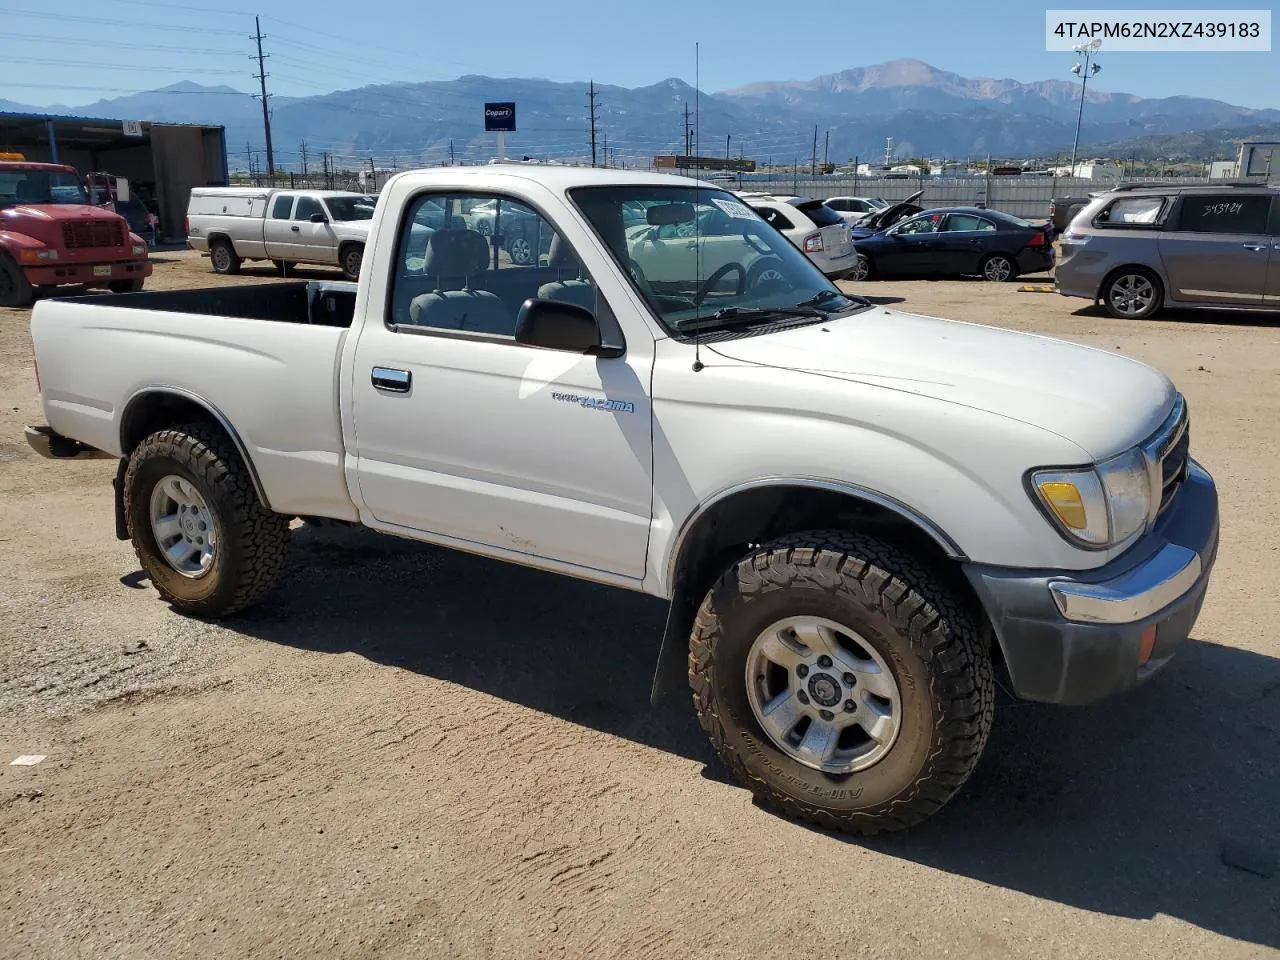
[[807, 673, 840, 707]]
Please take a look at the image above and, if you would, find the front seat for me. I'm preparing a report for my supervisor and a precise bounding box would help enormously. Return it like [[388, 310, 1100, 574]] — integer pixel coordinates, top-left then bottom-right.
[[537, 234, 595, 313], [408, 230, 512, 335]]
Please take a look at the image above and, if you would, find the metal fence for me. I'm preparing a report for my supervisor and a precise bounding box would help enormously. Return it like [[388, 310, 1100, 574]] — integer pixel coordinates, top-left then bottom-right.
[[226, 169, 1239, 220]]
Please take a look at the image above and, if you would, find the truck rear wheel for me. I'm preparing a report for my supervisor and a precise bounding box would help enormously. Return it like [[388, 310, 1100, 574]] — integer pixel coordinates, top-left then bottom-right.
[[209, 239, 241, 275], [0, 253, 35, 308], [123, 423, 290, 617], [688, 531, 994, 834]]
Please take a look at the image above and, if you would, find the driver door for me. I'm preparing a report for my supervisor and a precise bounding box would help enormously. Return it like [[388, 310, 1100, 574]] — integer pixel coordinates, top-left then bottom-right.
[[878, 213, 944, 274]]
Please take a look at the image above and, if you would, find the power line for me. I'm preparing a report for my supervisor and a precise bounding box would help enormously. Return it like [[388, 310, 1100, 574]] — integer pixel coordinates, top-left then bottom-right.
[[7, 6, 244, 34], [3, 55, 245, 76], [3, 32, 243, 56], [251, 15, 275, 177]]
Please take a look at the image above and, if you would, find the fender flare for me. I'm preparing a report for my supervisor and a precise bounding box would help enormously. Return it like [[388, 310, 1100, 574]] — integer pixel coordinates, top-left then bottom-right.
[[118, 385, 272, 511]]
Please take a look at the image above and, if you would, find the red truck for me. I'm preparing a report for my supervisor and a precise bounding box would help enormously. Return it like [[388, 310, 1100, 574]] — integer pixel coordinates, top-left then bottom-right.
[[0, 154, 152, 308]]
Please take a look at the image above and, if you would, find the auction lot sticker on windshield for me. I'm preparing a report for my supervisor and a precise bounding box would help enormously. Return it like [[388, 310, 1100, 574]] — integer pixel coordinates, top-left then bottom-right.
[[712, 198, 756, 220], [1046, 10, 1271, 50]]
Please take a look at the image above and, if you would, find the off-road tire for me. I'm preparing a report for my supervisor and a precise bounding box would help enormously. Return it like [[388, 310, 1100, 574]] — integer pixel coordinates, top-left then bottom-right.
[[209, 238, 241, 275], [689, 530, 994, 834], [123, 423, 290, 617], [0, 252, 35, 308], [340, 243, 363, 281]]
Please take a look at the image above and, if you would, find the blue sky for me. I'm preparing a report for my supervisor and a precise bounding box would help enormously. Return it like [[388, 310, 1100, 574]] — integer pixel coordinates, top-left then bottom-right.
[[3, 0, 1276, 109]]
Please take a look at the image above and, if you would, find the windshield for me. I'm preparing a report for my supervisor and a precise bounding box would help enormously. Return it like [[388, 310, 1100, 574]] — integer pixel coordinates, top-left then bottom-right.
[[792, 199, 844, 228], [325, 195, 377, 221], [0, 170, 89, 206], [569, 185, 866, 334]]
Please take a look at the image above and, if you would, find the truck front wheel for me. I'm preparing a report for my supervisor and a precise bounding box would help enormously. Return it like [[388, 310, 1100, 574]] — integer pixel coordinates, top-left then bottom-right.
[[688, 531, 994, 834], [123, 423, 290, 617], [0, 253, 35, 308]]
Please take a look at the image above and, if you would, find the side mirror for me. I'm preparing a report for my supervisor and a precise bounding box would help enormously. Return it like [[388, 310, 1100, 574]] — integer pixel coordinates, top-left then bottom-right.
[[514, 298, 619, 356], [310, 212, 328, 224]]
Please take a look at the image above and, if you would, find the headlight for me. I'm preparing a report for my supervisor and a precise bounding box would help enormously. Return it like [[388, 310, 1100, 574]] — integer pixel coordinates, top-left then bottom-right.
[[132, 243, 146, 256], [18, 248, 58, 264], [1031, 448, 1152, 548]]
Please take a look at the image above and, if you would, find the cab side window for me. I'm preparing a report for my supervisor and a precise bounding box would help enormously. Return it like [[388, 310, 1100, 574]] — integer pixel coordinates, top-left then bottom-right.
[[294, 196, 324, 221], [388, 192, 597, 342], [270, 194, 294, 219]]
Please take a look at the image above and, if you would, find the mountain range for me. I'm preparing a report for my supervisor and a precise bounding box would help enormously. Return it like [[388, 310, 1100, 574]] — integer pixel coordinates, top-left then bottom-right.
[[3, 60, 1277, 169]]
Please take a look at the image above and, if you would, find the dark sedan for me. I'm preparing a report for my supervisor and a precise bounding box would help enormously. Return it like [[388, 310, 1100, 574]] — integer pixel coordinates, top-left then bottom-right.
[[847, 207, 1055, 282]]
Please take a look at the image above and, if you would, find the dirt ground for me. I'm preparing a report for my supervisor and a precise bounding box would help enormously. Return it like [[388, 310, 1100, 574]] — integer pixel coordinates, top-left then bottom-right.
[[1, 251, 1277, 959]]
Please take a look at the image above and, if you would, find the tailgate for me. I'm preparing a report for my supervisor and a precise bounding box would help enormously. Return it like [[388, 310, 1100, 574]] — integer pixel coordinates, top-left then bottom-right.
[[821, 222, 852, 257]]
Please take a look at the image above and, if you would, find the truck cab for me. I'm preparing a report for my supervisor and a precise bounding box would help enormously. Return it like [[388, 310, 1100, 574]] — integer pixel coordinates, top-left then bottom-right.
[[0, 154, 152, 308]]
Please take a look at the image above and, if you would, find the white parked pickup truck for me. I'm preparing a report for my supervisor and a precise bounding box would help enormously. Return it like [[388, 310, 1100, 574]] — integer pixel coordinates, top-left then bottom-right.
[[186, 187, 378, 280], [27, 166, 1219, 834]]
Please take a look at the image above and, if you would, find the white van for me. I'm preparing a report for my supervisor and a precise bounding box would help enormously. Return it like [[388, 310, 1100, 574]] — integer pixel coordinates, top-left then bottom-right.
[[186, 188, 378, 280]]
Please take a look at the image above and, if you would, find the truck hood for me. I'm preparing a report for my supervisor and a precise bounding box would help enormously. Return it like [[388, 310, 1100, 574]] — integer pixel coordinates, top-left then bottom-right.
[[0, 203, 119, 223], [707, 306, 1175, 461]]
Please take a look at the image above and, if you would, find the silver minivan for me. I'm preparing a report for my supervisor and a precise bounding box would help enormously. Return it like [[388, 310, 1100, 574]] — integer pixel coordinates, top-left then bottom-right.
[[1055, 183, 1280, 319]]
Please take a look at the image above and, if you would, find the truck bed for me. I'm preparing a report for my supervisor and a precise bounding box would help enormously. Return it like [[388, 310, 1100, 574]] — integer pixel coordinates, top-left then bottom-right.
[[70, 280, 358, 329], [30, 280, 360, 522]]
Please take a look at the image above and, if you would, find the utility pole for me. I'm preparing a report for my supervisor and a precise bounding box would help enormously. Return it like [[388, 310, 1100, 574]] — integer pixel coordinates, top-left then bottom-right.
[[726, 133, 731, 162], [251, 16, 275, 178], [368, 157, 376, 192], [602, 133, 609, 169], [449, 139, 455, 166], [811, 124, 818, 177], [824, 130, 829, 169], [587, 80, 599, 167], [1068, 40, 1102, 175], [244, 141, 253, 181], [683, 103, 691, 158], [299, 140, 308, 179]]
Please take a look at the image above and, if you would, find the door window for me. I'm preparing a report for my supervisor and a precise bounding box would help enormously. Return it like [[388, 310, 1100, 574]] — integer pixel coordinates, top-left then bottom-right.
[[895, 214, 941, 235], [390, 192, 593, 339], [270, 194, 294, 219], [1172, 195, 1271, 234], [942, 214, 995, 232], [294, 196, 324, 221]]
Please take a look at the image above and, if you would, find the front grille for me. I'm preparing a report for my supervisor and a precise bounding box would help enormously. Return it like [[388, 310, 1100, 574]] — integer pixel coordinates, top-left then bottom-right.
[[62, 220, 124, 249], [1148, 397, 1190, 514]]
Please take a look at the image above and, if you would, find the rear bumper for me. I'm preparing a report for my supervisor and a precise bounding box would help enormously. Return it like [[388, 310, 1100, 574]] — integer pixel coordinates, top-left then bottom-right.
[[818, 248, 856, 277], [964, 460, 1219, 705], [24, 259, 152, 286], [1016, 248, 1056, 275], [24, 425, 114, 460]]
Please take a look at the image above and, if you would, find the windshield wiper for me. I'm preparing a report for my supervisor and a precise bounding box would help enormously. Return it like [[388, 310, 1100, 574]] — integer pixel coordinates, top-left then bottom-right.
[[677, 304, 827, 333], [796, 289, 871, 309]]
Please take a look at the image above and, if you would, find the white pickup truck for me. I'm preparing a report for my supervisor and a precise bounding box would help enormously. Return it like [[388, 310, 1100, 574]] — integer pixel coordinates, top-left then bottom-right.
[[26, 166, 1219, 834], [186, 188, 378, 280]]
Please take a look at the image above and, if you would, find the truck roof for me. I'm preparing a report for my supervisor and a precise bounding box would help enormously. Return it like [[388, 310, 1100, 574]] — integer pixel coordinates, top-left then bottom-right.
[[0, 160, 77, 173], [386, 164, 719, 192]]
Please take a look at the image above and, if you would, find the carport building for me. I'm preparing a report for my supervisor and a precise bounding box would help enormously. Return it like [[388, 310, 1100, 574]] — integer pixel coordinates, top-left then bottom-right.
[[0, 112, 228, 242]]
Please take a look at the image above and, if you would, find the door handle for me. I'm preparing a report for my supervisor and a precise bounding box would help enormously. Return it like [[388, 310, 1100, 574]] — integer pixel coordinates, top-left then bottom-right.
[[291, 225, 301, 232], [1242, 242, 1266, 251], [371, 367, 411, 393]]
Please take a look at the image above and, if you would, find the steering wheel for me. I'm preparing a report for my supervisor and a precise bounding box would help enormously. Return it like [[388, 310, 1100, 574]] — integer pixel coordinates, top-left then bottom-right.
[[693, 262, 747, 306]]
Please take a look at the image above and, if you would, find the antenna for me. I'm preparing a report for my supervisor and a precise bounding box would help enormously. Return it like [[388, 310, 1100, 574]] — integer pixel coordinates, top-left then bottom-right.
[[692, 40, 704, 372]]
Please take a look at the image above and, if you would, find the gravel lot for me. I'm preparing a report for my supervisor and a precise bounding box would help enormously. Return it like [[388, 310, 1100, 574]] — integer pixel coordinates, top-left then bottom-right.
[[1, 251, 1277, 959]]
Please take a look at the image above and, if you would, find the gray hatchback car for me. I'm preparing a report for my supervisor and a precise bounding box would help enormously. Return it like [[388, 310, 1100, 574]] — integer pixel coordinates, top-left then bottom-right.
[[1055, 183, 1280, 319]]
